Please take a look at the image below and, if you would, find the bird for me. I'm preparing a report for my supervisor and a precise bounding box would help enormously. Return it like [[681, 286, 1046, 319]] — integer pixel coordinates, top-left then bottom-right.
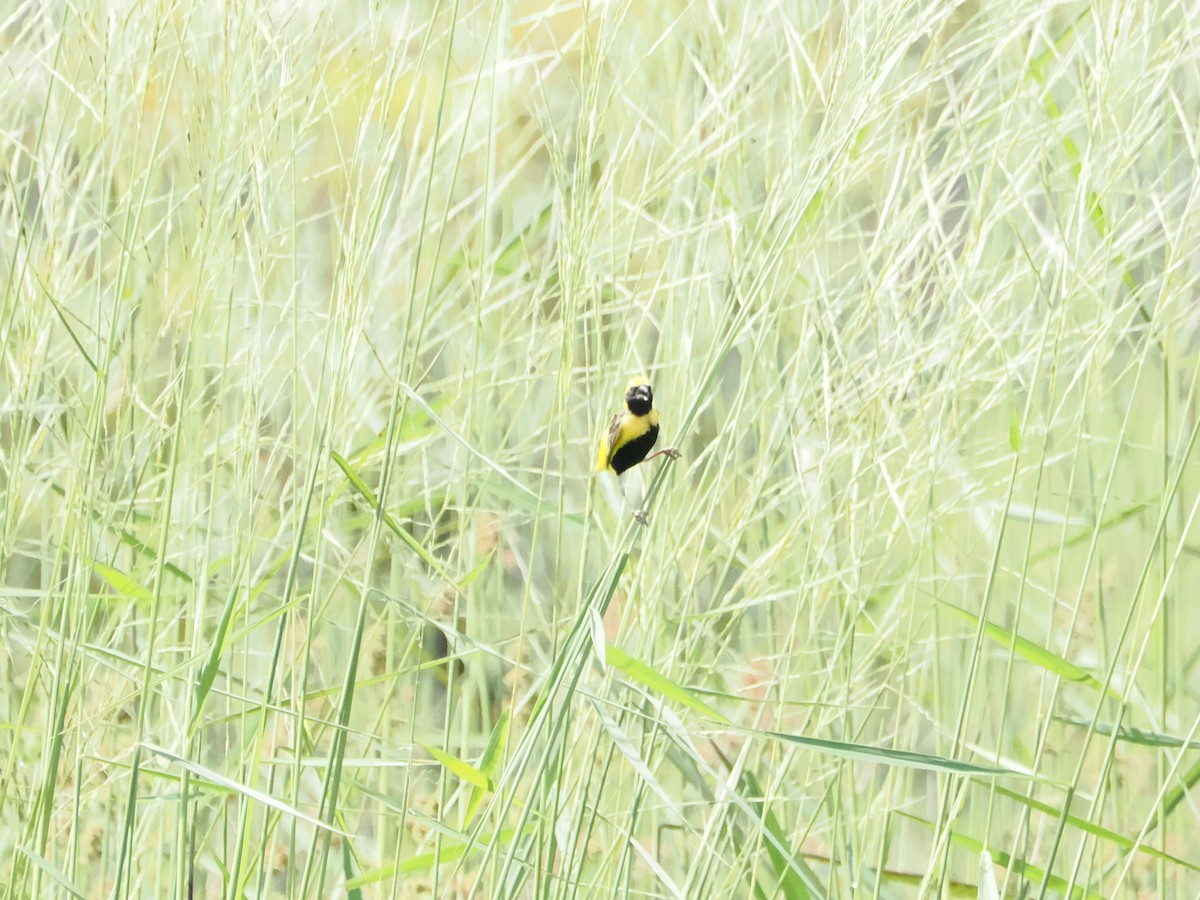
[[595, 380, 680, 522]]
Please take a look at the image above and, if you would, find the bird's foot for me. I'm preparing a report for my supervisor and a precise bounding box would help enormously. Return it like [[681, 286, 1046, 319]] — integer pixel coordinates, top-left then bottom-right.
[[643, 447, 681, 464]]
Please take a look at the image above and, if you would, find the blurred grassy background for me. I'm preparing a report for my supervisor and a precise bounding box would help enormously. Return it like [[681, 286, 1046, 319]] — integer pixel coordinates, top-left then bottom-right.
[[3, 0, 1200, 896]]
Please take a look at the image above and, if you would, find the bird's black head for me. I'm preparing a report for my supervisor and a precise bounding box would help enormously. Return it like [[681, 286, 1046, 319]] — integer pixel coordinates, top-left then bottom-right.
[[625, 383, 653, 416]]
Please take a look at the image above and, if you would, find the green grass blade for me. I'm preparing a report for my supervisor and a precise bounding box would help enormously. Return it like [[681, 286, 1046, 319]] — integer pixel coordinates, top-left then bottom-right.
[[939, 602, 1117, 700]]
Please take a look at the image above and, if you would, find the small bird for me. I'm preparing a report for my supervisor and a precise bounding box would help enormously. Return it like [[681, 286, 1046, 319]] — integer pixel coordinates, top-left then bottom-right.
[[595, 381, 680, 522]]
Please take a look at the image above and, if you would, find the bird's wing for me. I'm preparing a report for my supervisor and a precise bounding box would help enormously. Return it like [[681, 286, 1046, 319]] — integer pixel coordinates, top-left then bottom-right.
[[606, 411, 625, 456], [596, 411, 624, 471]]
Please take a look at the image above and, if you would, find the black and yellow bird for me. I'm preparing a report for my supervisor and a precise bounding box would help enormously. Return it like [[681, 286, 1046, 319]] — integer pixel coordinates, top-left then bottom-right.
[[595, 381, 680, 521]]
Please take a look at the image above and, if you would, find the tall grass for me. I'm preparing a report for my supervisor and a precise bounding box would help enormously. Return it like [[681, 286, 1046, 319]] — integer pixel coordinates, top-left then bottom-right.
[[3, 0, 1200, 896]]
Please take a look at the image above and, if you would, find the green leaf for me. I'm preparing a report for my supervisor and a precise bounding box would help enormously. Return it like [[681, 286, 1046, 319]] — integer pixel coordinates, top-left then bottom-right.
[[478, 711, 509, 778], [421, 743, 491, 791], [757, 727, 1012, 777], [458, 551, 493, 588], [141, 744, 347, 838], [607, 644, 1014, 777], [738, 768, 817, 899], [51, 482, 193, 583], [1029, 503, 1150, 564], [939, 602, 1118, 700], [189, 582, 241, 736], [343, 833, 363, 900], [87, 559, 154, 605], [1161, 754, 1200, 820], [331, 450, 457, 587], [191, 553, 290, 737], [1009, 407, 1021, 452], [1056, 717, 1200, 750], [605, 645, 731, 724], [345, 827, 529, 888], [899, 812, 1103, 899], [464, 711, 510, 826], [991, 784, 1200, 872], [16, 847, 86, 899]]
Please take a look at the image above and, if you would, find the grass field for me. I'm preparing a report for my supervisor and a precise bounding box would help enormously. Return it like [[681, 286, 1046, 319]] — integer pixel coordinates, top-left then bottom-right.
[[3, 0, 1200, 896]]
